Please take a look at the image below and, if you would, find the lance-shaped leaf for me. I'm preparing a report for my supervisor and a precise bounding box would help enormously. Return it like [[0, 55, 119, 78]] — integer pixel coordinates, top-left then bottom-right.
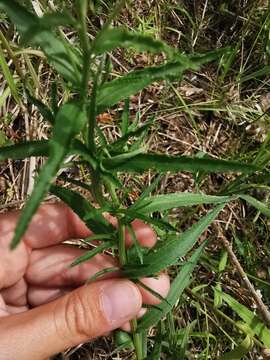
[[221, 292, 270, 348], [240, 194, 270, 218], [0, 138, 95, 164], [96, 61, 198, 113], [129, 193, 231, 214], [92, 27, 174, 56], [0, 0, 81, 84], [103, 153, 258, 174], [123, 204, 224, 278], [10, 102, 87, 249], [0, 140, 49, 162], [70, 241, 116, 267], [50, 185, 115, 235], [137, 243, 206, 331], [109, 121, 153, 152], [96, 48, 228, 114], [26, 90, 54, 124]]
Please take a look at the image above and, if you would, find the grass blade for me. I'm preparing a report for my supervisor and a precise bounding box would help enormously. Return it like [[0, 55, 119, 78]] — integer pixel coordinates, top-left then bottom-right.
[[70, 241, 116, 267], [123, 204, 224, 278], [26, 90, 54, 124], [220, 335, 252, 360], [103, 153, 258, 174], [10, 102, 86, 249], [0, 43, 20, 104], [222, 292, 270, 347], [240, 194, 270, 218], [0, 0, 82, 84], [137, 243, 206, 330]]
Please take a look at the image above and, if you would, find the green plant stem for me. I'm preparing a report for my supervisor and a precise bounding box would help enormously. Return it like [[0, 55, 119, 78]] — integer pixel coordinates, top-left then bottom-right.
[[114, 195, 143, 360], [118, 221, 127, 266], [131, 319, 143, 360], [77, 0, 91, 102], [90, 171, 107, 207], [87, 74, 97, 152], [118, 222, 143, 359]]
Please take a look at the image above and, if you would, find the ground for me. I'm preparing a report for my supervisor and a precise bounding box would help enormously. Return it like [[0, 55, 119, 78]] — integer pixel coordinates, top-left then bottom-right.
[[1, 0, 270, 359]]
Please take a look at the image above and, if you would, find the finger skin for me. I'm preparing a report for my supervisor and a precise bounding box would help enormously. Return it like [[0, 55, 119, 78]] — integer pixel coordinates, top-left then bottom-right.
[[1, 278, 27, 306], [27, 273, 170, 312], [1, 203, 156, 250], [0, 203, 157, 289], [0, 279, 142, 360], [25, 246, 118, 287], [138, 273, 170, 305]]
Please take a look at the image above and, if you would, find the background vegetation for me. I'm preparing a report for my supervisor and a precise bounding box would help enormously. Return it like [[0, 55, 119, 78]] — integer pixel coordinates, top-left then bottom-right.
[[1, 0, 270, 359]]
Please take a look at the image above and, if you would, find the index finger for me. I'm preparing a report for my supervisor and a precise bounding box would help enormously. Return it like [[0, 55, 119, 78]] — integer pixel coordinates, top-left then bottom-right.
[[3, 203, 157, 249]]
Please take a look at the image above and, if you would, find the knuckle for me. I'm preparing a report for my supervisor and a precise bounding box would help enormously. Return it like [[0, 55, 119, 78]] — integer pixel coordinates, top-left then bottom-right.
[[63, 289, 100, 341]]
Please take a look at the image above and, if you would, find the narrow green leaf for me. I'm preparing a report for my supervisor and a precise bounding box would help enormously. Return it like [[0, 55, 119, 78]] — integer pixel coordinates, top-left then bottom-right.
[[136, 174, 163, 202], [178, 320, 197, 359], [96, 61, 198, 113], [129, 193, 231, 214], [137, 243, 206, 330], [220, 335, 252, 360], [70, 241, 115, 267], [240, 194, 270, 218], [109, 121, 152, 152], [26, 90, 54, 124], [0, 140, 49, 161], [10, 102, 87, 249], [121, 98, 130, 136], [35, 11, 76, 29], [214, 282, 223, 308], [218, 250, 228, 272], [0, 44, 20, 104], [123, 204, 224, 278], [92, 27, 174, 56], [136, 280, 169, 304], [50, 185, 115, 235], [58, 174, 92, 193], [120, 209, 177, 232], [103, 153, 258, 174], [222, 292, 270, 347], [0, 0, 82, 84], [86, 267, 119, 283]]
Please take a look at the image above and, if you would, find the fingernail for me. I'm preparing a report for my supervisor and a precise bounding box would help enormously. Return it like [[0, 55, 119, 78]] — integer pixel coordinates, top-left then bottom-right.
[[101, 280, 141, 324]]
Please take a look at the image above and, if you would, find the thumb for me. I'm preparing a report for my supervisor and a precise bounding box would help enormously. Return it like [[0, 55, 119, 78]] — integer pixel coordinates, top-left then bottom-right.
[[0, 279, 142, 360]]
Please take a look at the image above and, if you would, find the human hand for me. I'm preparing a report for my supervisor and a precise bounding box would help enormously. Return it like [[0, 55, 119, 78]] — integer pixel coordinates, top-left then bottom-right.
[[0, 203, 170, 360]]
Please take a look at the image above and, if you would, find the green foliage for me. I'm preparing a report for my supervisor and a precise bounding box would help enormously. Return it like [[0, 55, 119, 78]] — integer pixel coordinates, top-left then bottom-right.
[[129, 193, 231, 214], [220, 335, 253, 360], [11, 102, 87, 248], [0, 0, 81, 84], [138, 243, 206, 331], [222, 292, 270, 347], [240, 194, 270, 218], [102, 153, 258, 174], [123, 204, 224, 278], [1, 0, 270, 358], [92, 27, 174, 56], [0, 140, 49, 161], [50, 185, 115, 235]]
